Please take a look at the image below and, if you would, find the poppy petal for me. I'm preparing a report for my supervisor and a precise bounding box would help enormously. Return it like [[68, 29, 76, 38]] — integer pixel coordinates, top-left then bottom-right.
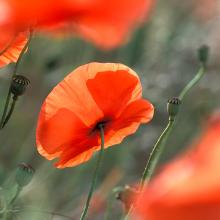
[[86, 65, 142, 118], [36, 62, 154, 168], [56, 148, 96, 168], [54, 139, 99, 168], [36, 107, 89, 156], [0, 31, 28, 68], [73, 0, 154, 49], [104, 99, 154, 148], [2, 0, 154, 49], [54, 99, 154, 168]]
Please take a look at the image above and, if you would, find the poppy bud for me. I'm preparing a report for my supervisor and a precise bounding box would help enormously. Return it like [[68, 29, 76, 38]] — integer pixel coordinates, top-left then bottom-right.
[[15, 163, 35, 187], [198, 45, 209, 65], [115, 185, 139, 213], [10, 75, 30, 97], [167, 97, 181, 120]]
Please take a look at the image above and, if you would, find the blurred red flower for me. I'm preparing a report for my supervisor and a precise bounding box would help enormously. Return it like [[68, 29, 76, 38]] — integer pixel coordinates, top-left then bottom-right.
[[193, 0, 218, 22], [133, 114, 220, 220], [0, 29, 28, 67], [36, 62, 154, 168], [1, 0, 154, 49]]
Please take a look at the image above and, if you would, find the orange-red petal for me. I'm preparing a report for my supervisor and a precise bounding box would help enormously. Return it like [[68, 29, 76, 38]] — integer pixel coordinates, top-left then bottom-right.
[[2, 0, 154, 49], [36, 62, 154, 168], [72, 0, 155, 49], [103, 99, 154, 148], [86, 68, 142, 118], [0, 31, 28, 68], [134, 115, 220, 220]]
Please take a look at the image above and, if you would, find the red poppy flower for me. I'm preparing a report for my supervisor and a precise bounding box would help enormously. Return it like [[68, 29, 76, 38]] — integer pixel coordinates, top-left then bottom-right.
[[36, 62, 154, 168], [2, 0, 154, 49], [0, 30, 28, 67], [133, 114, 220, 220]]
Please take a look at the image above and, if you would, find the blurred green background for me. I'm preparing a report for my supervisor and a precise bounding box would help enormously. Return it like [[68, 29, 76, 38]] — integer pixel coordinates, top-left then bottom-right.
[[0, 0, 220, 219]]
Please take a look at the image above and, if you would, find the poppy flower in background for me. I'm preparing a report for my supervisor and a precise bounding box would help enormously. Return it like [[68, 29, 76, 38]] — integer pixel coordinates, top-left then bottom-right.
[[36, 62, 154, 168], [0, 0, 155, 49], [133, 114, 220, 220], [193, 0, 218, 22], [0, 30, 28, 67]]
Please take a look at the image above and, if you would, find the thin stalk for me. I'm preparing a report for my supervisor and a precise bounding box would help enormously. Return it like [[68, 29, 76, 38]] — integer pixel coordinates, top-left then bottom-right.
[[2, 97, 17, 128], [80, 124, 105, 220], [0, 29, 33, 129], [179, 64, 205, 100], [140, 118, 175, 188], [140, 63, 206, 188], [9, 186, 22, 206], [0, 90, 11, 128], [124, 56, 207, 220]]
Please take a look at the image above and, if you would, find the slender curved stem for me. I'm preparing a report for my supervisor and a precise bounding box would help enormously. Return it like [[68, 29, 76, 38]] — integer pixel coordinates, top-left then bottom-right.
[[179, 64, 205, 101], [140, 118, 175, 188], [0, 29, 33, 129], [0, 90, 11, 128], [2, 97, 17, 128], [140, 63, 206, 188], [9, 186, 22, 206], [124, 58, 207, 220], [80, 124, 105, 220]]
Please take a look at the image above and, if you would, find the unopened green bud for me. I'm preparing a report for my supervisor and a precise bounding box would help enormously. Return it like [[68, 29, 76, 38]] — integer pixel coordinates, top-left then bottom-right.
[[11, 75, 30, 97], [167, 97, 181, 119], [15, 163, 35, 187], [198, 45, 209, 64]]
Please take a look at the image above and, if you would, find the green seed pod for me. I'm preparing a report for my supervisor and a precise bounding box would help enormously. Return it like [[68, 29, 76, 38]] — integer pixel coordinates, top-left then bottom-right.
[[15, 163, 35, 187], [167, 97, 181, 119], [198, 45, 209, 64], [10, 75, 30, 97]]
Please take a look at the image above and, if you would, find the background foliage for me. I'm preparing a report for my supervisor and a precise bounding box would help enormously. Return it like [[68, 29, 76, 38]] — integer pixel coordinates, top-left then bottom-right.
[[0, 0, 219, 219]]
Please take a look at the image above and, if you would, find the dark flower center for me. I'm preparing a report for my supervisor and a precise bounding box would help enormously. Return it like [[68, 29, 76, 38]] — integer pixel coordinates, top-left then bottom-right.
[[94, 120, 109, 130], [90, 118, 112, 135]]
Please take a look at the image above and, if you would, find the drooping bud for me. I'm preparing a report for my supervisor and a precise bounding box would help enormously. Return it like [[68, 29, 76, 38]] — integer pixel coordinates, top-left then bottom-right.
[[15, 163, 35, 187], [167, 97, 181, 120], [198, 45, 209, 65], [10, 75, 30, 97], [114, 185, 139, 213]]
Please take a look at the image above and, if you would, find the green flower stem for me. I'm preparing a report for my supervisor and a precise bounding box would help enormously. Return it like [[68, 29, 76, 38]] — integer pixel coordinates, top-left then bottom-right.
[[179, 64, 205, 101], [140, 118, 175, 188], [2, 97, 17, 128], [9, 186, 22, 206], [124, 52, 207, 220], [80, 124, 105, 220], [0, 29, 33, 129], [140, 63, 206, 189], [0, 91, 11, 129]]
